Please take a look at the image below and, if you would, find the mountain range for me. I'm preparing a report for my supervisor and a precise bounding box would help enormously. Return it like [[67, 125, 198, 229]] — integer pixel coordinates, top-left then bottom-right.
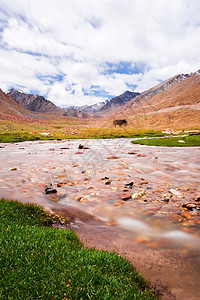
[[0, 69, 199, 129], [64, 91, 140, 114]]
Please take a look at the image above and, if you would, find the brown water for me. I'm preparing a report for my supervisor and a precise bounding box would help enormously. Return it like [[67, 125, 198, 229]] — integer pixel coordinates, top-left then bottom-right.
[[0, 138, 199, 251]]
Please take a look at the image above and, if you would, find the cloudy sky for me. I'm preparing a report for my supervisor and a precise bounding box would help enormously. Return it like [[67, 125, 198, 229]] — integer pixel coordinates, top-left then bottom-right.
[[0, 0, 199, 107]]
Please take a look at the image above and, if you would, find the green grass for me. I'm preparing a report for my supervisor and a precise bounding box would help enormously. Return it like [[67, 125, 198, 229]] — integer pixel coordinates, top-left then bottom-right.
[[0, 199, 158, 299], [0, 126, 166, 143], [131, 134, 200, 147]]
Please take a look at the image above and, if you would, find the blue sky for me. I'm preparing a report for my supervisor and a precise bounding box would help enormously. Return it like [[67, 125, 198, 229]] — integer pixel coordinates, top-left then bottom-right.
[[0, 0, 200, 106]]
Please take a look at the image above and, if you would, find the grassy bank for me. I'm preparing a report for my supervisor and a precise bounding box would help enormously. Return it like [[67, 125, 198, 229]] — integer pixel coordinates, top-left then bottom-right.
[[0, 199, 157, 299], [131, 134, 200, 147]]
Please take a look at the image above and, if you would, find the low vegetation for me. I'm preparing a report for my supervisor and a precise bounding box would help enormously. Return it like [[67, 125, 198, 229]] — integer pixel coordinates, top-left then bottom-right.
[[0, 119, 166, 142], [0, 199, 158, 299], [131, 134, 200, 147]]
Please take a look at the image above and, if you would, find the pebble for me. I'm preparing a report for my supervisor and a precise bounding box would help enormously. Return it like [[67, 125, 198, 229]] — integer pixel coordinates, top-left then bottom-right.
[[105, 180, 111, 185], [169, 189, 182, 197], [178, 140, 185, 143], [137, 153, 147, 157], [182, 203, 199, 211], [132, 190, 146, 199], [44, 187, 57, 194], [76, 196, 87, 203], [119, 193, 132, 201], [78, 144, 90, 149], [107, 156, 119, 159], [9, 167, 18, 171], [124, 182, 134, 188], [128, 151, 138, 154]]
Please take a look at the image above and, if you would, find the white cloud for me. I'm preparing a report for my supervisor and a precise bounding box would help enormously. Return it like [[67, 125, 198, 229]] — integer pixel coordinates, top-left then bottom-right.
[[0, 0, 200, 106]]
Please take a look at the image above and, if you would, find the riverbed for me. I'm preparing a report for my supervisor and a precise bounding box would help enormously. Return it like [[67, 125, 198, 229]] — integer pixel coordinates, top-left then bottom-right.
[[0, 139, 199, 299]]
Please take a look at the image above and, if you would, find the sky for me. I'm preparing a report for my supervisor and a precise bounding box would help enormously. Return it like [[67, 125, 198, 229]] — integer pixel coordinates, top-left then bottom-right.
[[0, 0, 200, 107]]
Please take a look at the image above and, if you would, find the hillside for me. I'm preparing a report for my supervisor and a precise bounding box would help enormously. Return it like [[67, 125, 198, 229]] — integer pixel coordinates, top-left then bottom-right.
[[8, 89, 64, 115], [0, 89, 35, 121], [111, 73, 200, 130], [98, 91, 140, 113]]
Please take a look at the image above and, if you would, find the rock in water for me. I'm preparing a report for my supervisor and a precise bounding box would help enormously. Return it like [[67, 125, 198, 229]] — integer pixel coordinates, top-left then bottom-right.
[[44, 187, 57, 194]]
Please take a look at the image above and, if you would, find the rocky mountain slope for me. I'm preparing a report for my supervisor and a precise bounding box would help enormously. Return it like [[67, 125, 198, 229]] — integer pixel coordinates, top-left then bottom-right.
[[63, 109, 96, 119], [8, 89, 64, 115], [98, 91, 140, 113], [64, 91, 140, 115], [0, 89, 47, 122], [63, 100, 108, 114], [110, 70, 200, 129], [119, 70, 200, 114]]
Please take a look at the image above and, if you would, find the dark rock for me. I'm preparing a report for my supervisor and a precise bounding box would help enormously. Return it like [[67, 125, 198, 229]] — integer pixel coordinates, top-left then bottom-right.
[[101, 177, 109, 180], [124, 182, 134, 188], [128, 151, 138, 154], [182, 203, 198, 211], [44, 187, 57, 194], [78, 144, 90, 149], [105, 180, 111, 185]]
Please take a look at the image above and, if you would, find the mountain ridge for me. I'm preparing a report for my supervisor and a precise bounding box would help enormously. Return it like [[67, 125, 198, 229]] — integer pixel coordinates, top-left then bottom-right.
[[115, 70, 200, 115], [7, 89, 64, 115]]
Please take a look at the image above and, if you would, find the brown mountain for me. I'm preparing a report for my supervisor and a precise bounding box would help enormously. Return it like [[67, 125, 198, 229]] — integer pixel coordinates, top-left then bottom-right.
[[98, 91, 140, 113], [112, 71, 200, 129], [0, 89, 31, 121], [0, 89, 54, 123], [8, 89, 64, 115]]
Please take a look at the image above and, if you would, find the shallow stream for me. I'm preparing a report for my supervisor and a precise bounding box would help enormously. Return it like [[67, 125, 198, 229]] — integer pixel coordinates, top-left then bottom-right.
[[0, 138, 199, 252]]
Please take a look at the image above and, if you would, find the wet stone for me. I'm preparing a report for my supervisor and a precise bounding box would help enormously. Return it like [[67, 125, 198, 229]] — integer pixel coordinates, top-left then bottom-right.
[[128, 151, 138, 154], [105, 180, 111, 185], [119, 193, 132, 201], [78, 144, 90, 149], [44, 187, 57, 194], [124, 182, 134, 188], [101, 177, 109, 180], [182, 203, 199, 211], [169, 189, 182, 197], [9, 167, 18, 171], [132, 190, 146, 199], [137, 153, 147, 157]]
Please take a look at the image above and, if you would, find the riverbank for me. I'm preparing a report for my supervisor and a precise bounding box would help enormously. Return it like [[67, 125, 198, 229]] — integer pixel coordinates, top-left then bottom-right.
[[0, 199, 158, 299]]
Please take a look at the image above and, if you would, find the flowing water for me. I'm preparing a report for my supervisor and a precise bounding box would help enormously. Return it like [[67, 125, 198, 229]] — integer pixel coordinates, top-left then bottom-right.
[[0, 138, 199, 252], [1, 138, 200, 298]]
